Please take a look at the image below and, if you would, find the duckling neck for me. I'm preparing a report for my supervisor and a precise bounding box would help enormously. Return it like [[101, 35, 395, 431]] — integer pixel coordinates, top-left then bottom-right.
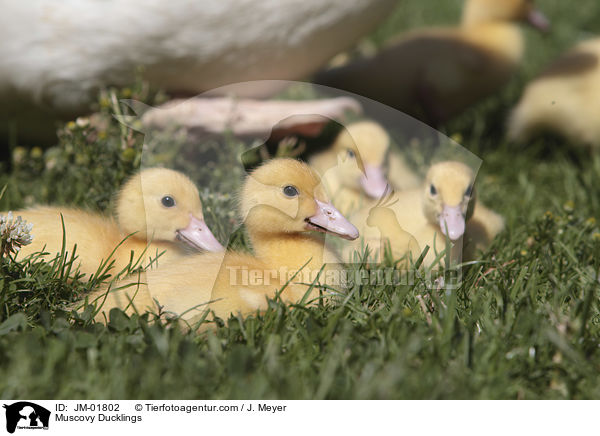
[[114, 235, 183, 271], [250, 232, 333, 272]]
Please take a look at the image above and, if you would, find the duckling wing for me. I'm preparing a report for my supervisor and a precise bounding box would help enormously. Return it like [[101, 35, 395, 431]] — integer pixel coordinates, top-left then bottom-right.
[[82, 254, 222, 323], [13, 207, 119, 277]]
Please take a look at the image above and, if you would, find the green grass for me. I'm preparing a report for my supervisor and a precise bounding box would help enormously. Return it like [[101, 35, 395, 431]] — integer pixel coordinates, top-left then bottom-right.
[[1, 0, 600, 399]]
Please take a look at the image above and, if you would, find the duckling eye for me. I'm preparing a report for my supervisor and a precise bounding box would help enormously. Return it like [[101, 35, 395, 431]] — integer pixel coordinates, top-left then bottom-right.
[[430, 184, 437, 196], [465, 185, 473, 197], [346, 149, 356, 158], [161, 196, 176, 207], [283, 185, 299, 198]]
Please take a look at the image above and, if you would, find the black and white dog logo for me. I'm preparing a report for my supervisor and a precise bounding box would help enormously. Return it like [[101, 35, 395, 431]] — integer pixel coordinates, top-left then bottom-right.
[[3, 402, 50, 433]]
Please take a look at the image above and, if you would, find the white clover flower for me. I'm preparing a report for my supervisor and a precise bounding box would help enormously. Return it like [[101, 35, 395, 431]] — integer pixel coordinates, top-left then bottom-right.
[[0, 211, 34, 256]]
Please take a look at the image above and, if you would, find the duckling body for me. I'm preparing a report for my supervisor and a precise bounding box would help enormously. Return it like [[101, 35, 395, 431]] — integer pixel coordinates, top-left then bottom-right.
[[380, 161, 503, 266], [380, 188, 455, 266], [157, 233, 340, 321], [508, 38, 600, 147], [13, 207, 155, 276], [314, 0, 548, 125], [89, 159, 358, 323], [11, 168, 222, 278]]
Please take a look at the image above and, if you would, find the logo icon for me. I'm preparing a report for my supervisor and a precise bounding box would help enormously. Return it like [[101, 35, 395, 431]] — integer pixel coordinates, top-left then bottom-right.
[[2, 402, 50, 434]]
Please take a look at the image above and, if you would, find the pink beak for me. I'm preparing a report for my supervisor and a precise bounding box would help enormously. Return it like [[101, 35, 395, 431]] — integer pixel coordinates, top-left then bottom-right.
[[176, 214, 224, 252], [306, 199, 359, 240], [439, 205, 465, 241], [527, 9, 550, 32], [360, 164, 389, 199]]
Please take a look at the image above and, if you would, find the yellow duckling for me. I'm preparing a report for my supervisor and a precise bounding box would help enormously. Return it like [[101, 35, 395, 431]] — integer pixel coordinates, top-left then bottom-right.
[[11, 168, 223, 278], [310, 121, 389, 214], [310, 120, 419, 213], [380, 161, 504, 266], [508, 38, 600, 147], [89, 158, 359, 324], [315, 0, 549, 125]]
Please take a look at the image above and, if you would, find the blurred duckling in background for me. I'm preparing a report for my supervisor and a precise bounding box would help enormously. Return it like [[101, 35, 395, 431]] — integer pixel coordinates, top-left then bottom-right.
[[310, 120, 420, 265], [508, 38, 600, 148], [11, 168, 223, 278], [310, 121, 389, 213], [310, 120, 419, 214], [315, 0, 549, 126], [87, 159, 359, 324], [379, 161, 504, 266]]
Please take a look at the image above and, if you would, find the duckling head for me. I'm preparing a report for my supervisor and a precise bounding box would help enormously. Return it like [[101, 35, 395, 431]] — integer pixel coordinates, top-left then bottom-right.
[[462, 0, 550, 31], [116, 168, 223, 251], [422, 161, 476, 241], [331, 121, 390, 199], [241, 158, 359, 240]]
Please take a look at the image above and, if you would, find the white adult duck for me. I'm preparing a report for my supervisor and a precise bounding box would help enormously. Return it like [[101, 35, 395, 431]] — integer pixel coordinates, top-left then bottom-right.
[[0, 0, 396, 142]]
